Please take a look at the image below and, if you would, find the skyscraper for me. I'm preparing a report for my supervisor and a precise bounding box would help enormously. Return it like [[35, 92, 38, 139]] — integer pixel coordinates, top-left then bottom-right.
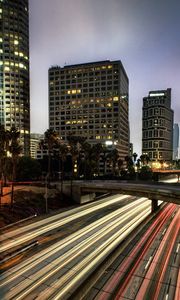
[[173, 123, 179, 160], [0, 0, 30, 155], [142, 88, 174, 161], [48, 60, 129, 160]]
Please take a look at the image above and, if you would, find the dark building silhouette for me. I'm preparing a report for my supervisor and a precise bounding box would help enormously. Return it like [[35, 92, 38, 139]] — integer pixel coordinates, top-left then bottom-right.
[[49, 60, 129, 160], [142, 89, 174, 161], [0, 0, 30, 155], [173, 123, 179, 160]]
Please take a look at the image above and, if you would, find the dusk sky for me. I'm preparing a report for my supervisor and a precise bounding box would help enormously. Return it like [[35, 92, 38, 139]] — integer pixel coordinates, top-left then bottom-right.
[[29, 0, 180, 155]]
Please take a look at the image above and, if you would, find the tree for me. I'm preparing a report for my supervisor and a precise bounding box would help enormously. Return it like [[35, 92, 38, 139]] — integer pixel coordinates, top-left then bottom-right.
[[78, 142, 97, 179], [0, 125, 6, 199], [140, 154, 150, 166], [16, 156, 42, 181], [132, 152, 138, 164], [57, 142, 68, 197], [138, 165, 152, 180], [0, 125, 5, 205], [92, 143, 103, 176], [108, 149, 120, 176], [136, 158, 141, 170], [9, 126, 23, 207], [101, 147, 109, 176], [67, 135, 86, 198], [124, 155, 133, 169], [67, 135, 86, 179], [44, 129, 59, 179], [117, 159, 124, 174]]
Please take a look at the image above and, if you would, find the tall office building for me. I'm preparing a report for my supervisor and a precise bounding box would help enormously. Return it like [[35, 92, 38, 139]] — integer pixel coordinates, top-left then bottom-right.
[[142, 88, 174, 161], [173, 123, 179, 160], [0, 0, 30, 155], [49, 60, 129, 160], [30, 133, 44, 159]]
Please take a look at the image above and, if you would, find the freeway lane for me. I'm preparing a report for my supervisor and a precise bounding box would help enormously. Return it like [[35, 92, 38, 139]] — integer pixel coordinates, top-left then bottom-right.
[[0, 198, 151, 300], [82, 204, 179, 300], [136, 208, 180, 300], [0, 197, 146, 285], [0, 194, 131, 254]]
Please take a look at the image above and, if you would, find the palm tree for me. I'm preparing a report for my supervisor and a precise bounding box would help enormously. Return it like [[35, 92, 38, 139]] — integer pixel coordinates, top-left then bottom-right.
[[44, 129, 59, 180], [58, 142, 68, 197], [132, 152, 138, 164], [0, 125, 6, 199], [67, 135, 86, 178], [108, 149, 120, 176], [101, 147, 108, 176], [117, 159, 124, 175], [0, 125, 6, 205], [125, 155, 133, 169], [9, 126, 23, 207], [92, 143, 103, 176], [140, 154, 150, 166], [80, 142, 91, 179]]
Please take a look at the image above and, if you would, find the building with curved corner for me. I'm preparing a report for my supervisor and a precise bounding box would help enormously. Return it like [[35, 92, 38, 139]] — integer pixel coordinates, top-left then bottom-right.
[[0, 0, 30, 155], [142, 88, 174, 161]]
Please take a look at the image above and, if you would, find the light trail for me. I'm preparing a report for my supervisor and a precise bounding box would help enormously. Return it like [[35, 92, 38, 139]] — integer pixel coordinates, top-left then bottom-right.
[[0, 197, 147, 287], [0, 194, 129, 242], [93, 203, 177, 300], [0, 194, 131, 252], [38, 208, 151, 300], [136, 208, 180, 300], [1, 199, 150, 298]]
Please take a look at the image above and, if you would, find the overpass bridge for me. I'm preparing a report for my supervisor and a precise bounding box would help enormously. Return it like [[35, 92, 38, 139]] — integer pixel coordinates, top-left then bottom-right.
[[68, 181, 180, 212], [152, 169, 180, 181]]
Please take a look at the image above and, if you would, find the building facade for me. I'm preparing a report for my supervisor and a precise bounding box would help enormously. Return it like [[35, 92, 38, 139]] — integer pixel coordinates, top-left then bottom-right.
[[30, 133, 44, 159], [49, 60, 129, 160], [0, 0, 30, 155], [142, 89, 174, 161], [173, 123, 179, 160]]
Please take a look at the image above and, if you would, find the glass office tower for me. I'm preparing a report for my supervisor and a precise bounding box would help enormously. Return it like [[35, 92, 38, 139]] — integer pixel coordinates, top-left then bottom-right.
[[49, 60, 129, 161], [0, 0, 30, 155]]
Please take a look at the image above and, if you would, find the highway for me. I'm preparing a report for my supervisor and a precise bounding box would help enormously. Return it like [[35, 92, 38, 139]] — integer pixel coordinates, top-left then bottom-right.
[[0, 195, 151, 300], [79, 203, 179, 300], [0, 192, 179, 300], [0, 194, 132, 254]]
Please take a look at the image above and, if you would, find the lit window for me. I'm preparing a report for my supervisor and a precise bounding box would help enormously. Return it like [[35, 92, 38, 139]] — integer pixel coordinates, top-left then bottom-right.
[[14, 40, 19, 45], [113, 96, 119, 101]]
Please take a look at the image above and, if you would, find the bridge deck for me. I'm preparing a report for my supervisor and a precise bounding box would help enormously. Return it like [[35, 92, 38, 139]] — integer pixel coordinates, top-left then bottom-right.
[[73, 181, 180, 206]]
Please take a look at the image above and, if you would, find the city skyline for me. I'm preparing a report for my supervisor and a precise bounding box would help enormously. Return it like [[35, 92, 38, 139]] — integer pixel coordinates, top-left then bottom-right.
[[29, 0, 180, 155]]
